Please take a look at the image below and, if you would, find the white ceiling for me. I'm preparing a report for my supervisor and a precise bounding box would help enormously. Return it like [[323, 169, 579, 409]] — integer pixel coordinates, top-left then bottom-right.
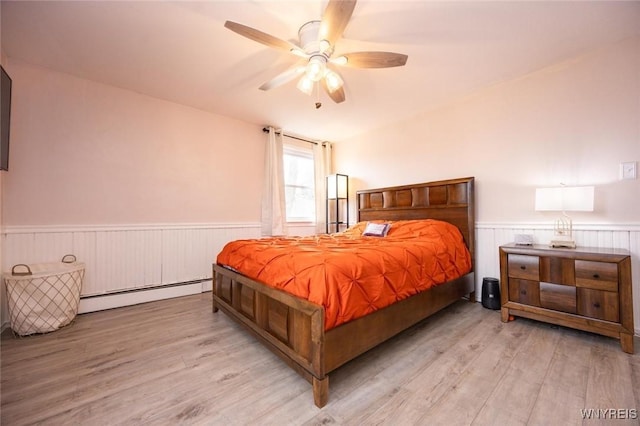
[[2, 1, 640, 142]]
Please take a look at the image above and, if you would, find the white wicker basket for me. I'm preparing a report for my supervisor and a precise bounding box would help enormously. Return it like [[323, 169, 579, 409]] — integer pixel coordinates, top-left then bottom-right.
[[3, 255, 84, 336]]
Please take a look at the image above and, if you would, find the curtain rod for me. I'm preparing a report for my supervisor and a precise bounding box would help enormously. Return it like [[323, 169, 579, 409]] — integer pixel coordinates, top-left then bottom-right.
[[262, 127, 321, 146]]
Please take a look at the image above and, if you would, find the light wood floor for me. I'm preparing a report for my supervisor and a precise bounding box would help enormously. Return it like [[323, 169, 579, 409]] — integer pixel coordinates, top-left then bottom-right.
[[1, 293, 638, 425]]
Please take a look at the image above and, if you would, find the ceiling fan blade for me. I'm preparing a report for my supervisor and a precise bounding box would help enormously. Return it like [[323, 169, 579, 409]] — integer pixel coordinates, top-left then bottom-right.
[[224, 21, 300, 53], [319, 0, 357, 45], [337, 51, 408, 68], [259, 65, 306, 91], [321, 79, 346, 104]]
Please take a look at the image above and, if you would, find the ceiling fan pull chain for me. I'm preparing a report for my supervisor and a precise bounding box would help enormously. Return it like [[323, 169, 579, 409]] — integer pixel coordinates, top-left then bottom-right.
[[315, 82, 322, 109]]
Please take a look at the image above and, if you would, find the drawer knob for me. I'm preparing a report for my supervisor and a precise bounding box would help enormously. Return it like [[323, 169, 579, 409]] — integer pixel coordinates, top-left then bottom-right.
[[592, 274, 600, 279], [593, 302, 601, 308], [521, 290, 527, 295], [520, 265, 526, 270]]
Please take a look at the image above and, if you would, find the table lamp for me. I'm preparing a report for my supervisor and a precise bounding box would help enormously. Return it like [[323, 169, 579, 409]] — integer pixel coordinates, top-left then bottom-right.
[[535, 185, 594, 248]]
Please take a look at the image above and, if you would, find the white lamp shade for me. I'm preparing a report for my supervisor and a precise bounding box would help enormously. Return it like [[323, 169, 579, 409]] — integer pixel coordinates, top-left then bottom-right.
[[535, 186, 594, 212], [306, 56, 326, 82], [296, 75, 314, 95], [327, 174, 348, 199], [324, 69, 343, 93]]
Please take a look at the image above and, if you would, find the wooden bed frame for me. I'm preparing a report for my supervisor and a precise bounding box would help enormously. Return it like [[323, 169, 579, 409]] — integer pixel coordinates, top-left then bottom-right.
[[212, 177, 476, 408]]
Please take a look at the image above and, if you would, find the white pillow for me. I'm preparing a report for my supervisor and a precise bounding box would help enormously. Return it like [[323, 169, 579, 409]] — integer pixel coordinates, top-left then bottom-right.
[[363, 222, 391, 237]]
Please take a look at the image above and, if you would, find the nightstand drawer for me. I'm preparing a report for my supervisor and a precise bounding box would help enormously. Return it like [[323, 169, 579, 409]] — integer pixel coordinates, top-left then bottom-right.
[[508, 255, 539, 281], [508, 278, 540, 306], [575, 260, 618, 292], [577, 288, 619, 322], [540, 282, 576, 314]]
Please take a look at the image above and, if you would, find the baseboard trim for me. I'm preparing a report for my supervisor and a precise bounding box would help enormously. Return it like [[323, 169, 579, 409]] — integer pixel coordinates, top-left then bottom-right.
[[78, 279, 213, 314]]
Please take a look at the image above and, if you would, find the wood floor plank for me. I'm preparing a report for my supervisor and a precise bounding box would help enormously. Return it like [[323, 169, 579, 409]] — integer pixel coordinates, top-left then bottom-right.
[[583, 335, 638, 424], [347, 312, 506, 425], [472, 321, 561, 425], [329, 299, 482, 403], [412, 317, 534, 425], [1, 292, 638, 425], [525, 328, 593, 426], [324, 302, 488, 423]]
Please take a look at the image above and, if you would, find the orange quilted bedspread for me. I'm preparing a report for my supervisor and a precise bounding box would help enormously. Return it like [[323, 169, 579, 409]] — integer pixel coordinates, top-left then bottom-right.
[[216, 219, 472, 330]]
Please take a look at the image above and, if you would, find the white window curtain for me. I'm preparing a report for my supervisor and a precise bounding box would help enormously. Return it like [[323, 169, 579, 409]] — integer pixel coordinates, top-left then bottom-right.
[[313, 141, 332, 234], [261, 127, 287, 236]]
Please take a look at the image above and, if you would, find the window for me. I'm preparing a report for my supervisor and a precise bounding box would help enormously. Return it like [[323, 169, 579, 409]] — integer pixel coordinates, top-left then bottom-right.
[[283, 144, 315, 222]]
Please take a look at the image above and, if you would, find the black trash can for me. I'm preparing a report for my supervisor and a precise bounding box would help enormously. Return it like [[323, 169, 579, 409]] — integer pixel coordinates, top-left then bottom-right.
[[481, 277, 501, 310]]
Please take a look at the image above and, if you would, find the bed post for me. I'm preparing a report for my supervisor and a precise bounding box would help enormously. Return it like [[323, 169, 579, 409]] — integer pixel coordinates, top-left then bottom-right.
[[313, 376, 329, 408], [467, 177, 476, 303], [212, 265, 218, 313]]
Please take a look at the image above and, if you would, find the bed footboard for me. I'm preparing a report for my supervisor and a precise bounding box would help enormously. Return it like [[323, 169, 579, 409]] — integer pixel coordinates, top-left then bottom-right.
[[212, 264, 328, 406]]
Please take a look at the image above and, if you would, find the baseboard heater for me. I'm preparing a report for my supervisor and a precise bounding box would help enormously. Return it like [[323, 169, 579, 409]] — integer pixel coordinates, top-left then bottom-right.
[[78, 278, 213, 314]]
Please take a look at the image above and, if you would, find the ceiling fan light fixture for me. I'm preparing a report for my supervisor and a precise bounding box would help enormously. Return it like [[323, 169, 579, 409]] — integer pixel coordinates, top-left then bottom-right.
[[325, 69, 343, 93], [306, 55, 327, 82], [296, 75, 314, 95]]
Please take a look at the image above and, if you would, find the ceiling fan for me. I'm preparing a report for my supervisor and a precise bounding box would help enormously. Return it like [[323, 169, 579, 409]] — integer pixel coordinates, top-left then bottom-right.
[[224, 0, 408, 106]]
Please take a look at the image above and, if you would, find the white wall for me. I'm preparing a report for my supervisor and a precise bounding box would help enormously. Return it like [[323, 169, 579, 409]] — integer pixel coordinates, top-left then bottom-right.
[[2, 59, 265, 226], [336, 37, 639, 225], [334, 36, 640, 334]]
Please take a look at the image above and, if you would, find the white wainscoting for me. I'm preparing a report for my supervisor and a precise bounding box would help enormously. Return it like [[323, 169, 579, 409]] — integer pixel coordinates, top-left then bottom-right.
[[1, 223, 262, 327], [2, 221, 639, 336]]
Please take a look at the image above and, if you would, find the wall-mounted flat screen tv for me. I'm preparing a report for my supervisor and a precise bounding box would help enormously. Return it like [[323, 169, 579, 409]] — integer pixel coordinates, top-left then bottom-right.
[[1, 65, 12, 171]]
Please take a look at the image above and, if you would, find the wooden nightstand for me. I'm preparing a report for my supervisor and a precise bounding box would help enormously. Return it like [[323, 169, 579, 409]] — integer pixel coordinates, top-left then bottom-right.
[[499, 243, 634, 353]]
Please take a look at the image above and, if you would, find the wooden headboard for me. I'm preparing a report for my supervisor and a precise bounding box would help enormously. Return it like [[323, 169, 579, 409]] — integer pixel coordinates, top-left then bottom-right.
[[357, 177, 475, 265]]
